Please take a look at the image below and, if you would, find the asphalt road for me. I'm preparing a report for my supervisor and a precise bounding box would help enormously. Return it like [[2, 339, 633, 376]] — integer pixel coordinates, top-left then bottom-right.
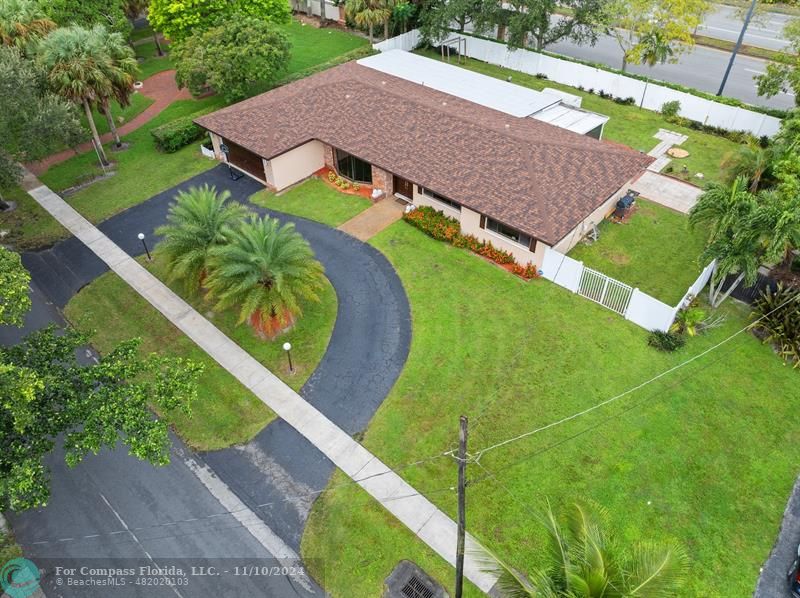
[[545, 29, 796, 110], [698, 4, 793, 51]]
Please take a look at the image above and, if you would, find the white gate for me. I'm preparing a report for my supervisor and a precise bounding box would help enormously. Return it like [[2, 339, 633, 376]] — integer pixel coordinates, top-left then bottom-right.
[[578, 267, 633, 315]]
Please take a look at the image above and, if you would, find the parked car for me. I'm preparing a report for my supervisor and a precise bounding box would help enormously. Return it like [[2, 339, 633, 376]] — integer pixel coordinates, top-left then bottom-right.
[[788, 543, 800, 597]]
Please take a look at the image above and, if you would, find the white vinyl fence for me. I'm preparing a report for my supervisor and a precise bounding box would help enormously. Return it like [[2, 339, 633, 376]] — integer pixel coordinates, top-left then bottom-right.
[[541, 247, 716, 332], [373, 30, 781, 137]]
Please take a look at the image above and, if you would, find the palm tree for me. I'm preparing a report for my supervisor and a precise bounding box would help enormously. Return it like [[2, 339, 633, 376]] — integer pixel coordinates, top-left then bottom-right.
[[690, 176, 769, 307], [489, 500, 688, 597], [638, 30, 674, 67], [205, 215, 326, 338], [722, 141, 775, 193], [345, 0, 391, 43], [0, 0, 56, 51], [38, 25, 114, 165], [761, 189, 800, 270], [90, 26, 139, 149], [154, 185, 250, 292]]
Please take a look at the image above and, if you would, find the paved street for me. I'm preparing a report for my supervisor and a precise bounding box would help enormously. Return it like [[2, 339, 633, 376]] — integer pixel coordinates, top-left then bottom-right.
[[698, 4, 793, 51]]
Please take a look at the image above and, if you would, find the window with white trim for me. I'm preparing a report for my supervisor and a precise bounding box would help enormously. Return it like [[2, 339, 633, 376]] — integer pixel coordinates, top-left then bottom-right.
[[418, 186, 461, 211], [485, 217, 535, 250]]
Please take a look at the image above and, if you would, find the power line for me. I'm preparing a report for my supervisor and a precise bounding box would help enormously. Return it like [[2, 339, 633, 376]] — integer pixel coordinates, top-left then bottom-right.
[[469, 291, 800, 463]]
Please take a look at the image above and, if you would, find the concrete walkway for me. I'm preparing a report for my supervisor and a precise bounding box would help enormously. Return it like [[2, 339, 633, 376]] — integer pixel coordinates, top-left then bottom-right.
[[646, 129, 689, 173], [630, 170, 702, 214], [27, 70, 191, 175], [22, 172, 500, 595], [338, 196, 405, 240]]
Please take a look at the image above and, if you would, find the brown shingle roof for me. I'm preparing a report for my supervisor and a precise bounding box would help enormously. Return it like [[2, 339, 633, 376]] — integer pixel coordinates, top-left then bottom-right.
[[195, 60, 652, 245]]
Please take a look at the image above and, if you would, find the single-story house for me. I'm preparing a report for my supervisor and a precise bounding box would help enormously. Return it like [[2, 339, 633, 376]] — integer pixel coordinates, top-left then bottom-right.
[[194, 51, 652, 266]]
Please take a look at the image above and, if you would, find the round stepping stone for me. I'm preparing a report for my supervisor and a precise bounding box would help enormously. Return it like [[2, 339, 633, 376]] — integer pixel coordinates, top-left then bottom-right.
[[667, 148, 689, 158]]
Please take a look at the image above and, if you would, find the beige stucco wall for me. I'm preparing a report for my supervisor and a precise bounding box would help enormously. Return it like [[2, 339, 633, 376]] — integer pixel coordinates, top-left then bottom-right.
[[551, 183, 633, 254], [412, 186, 461, 220], [268, 140, 325, 191], [210, 132, 223, 159], [262, 158, 275, 188], [459, 207, 548, 267]]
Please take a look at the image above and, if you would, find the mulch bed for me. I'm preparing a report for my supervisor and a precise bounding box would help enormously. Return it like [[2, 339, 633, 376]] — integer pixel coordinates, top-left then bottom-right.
[[314, 167, 375, 200]]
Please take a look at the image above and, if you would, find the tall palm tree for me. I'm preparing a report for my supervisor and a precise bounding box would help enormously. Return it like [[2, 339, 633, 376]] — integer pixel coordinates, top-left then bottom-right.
[[490, 500, 688, 597], [205, 215, 326, 338], [37, 25, 114, 165], [345, 0, 391, 43], [722, 141, 775, 193], [0, 0, 56, 51], [90, 26, 139, 149], [154, 185, 250, 292]]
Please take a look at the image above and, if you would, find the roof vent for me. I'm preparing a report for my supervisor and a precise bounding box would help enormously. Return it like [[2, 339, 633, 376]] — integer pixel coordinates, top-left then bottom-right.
[[442, 101, 447, 106], [345, 94, 351, 99], [384, 561, 448, 598], [504, 124, 510, 128]]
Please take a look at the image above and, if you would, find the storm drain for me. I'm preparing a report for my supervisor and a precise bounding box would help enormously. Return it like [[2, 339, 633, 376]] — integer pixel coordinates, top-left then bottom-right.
[[384, 561, 449, 598], [401, 575, 434, 598]]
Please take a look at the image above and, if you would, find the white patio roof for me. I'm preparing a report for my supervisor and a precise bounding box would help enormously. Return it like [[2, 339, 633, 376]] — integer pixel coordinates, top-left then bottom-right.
[[357, 50, 609, 136]]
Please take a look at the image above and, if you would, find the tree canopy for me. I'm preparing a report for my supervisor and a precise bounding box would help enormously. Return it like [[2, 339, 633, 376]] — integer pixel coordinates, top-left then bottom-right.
[[0, 46, 82, 189], [0, 249, 202, 511], [502, 0, 607, 51], [0, 0, 56, 51], [174, 16, 290, 102], [755, 18, 800, 105], [45, 0, 131, 37], [149, 0, 291, 43]]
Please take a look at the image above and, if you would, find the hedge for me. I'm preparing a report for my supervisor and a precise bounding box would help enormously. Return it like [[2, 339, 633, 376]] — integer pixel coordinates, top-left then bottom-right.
[[151, 116, 206, 153]]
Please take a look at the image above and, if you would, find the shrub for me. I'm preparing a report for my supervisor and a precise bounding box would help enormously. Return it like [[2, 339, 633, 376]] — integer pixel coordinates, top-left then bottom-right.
[[647, 330, 686, 352], [792, 254, 800, 273], [751, 284, 800, 368], [661, 100, 681, 117], [535, 72, 548, 79], [403, 206, 538, 278], [670, 306, 707, 336], [151, 116, 205, 153]]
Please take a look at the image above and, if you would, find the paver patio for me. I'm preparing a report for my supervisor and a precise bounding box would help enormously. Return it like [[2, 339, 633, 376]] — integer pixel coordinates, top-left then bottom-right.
[[21, 171, 500, 595]]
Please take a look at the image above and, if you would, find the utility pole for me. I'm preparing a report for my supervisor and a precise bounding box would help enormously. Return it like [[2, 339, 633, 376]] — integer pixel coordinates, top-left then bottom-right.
[[455, 415, 468, 598], [717, 0, 758, 96]]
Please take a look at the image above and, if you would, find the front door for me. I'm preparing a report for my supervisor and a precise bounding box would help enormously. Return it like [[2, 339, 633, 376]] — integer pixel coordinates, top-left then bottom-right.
[[393, 175, 414, 200]]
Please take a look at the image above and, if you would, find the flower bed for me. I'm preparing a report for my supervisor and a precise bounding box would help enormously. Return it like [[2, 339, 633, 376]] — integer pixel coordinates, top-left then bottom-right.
[[314, 167, 373, 199], [403, 206, 539, 280]]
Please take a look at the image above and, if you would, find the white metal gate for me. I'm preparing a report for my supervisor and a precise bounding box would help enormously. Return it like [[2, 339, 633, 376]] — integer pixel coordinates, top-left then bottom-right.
[[578, 267, 633, 315]]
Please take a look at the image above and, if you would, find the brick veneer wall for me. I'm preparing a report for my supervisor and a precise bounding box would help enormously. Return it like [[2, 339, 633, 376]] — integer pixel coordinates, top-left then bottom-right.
[[372, 165, 393, 197], [323, 143, 335, 169]]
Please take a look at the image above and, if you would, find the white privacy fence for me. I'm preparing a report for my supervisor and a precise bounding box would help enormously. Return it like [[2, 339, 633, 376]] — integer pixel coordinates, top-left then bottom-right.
[[541, 247, 716, 332], [373, 30, 782, 137]]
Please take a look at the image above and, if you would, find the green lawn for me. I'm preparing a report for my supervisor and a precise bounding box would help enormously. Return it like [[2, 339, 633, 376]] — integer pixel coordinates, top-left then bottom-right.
[[0, 186, 68, 250], [64, 252, 338, 450], [250, 179, 372, 227], [83, 92, 155, 137], [302, 220, 800, 597], [135, 39, 175, 79], [281, 19, 368, 74], [415, 50, 740, 184], [568, 200, 708, 305]]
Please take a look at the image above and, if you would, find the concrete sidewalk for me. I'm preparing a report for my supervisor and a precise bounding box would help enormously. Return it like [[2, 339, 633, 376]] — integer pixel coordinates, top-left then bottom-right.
[[23, 174, 500, 595], [630, 170, 702, 215], [338, 196, 405, 240]]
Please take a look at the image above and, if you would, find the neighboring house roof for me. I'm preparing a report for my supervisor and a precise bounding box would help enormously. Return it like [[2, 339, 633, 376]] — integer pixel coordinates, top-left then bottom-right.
[[195, 57, 652, 245]]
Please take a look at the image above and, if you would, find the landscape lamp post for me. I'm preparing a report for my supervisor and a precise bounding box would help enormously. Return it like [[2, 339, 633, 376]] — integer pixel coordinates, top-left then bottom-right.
[[138, 232, 152, 261], [283, 342, 294, 373]]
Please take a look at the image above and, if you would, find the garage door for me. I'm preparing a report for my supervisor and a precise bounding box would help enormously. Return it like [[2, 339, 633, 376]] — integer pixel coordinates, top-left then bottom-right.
[[223, 140, 265, 180]]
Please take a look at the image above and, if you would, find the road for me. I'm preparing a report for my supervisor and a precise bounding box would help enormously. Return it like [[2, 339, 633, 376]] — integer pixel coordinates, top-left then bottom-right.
[[698, 3, 793, 51], [545, 28, 796, 110]]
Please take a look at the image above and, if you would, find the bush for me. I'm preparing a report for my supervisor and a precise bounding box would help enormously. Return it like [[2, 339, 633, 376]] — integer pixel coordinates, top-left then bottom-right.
[[647, 330, 686, 352], [661, 100, 681, 117], [751, 284, 800, 367], [151, 116, 205, 153], [403, 206, 537, 278]]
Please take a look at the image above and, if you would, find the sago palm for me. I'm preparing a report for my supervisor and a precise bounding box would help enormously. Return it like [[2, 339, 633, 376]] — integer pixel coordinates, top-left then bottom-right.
[[0, 0, 55, 51], [155, 185, 250, 292], [489, 500, 688, 597], [205, 215, 326, 338], [37, 25, 115, 165]]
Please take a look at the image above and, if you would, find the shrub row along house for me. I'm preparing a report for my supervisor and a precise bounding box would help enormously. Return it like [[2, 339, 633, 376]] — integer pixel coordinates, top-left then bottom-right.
[[195, 51, 652, 267]]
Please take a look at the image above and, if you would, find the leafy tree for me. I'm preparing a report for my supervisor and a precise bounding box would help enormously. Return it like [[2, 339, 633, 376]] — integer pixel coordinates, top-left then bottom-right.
[[205, 215, 326, 338], [490, 500, 688, 596], [417, 0, 482, 42], [0, 247, 31, 327], [755, 18, 800, 105], [500, 0, 607, 51], [45, 0, 132, 37], [345, 0, 391, 43], [603, 0, 709, 71], [0, 0, 56, 51], [148, 0, 290, 43], [174, 16, 290, 102], [0, 254, 202, 511], [38, 24, 137, 164], [392, 0, 416, 34], [155, 184, 251, 291], [0, 46, 82, 190]]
